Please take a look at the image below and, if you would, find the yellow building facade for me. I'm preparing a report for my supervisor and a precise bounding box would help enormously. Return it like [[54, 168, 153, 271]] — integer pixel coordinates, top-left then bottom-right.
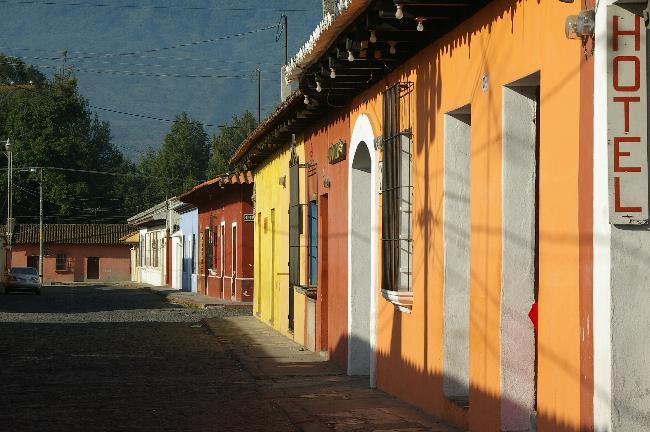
[[253, 138, 306, 337]]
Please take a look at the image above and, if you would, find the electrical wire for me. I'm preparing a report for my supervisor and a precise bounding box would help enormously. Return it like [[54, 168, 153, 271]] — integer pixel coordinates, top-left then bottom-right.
[[1, 81, 225, 128], [6, 53, 283, 68], [0, 24, 281, 62], [3, 62, 264, 80], [66, 25, 280, 60], [0, 1, 308, 13], [4, 56, 278, 74]]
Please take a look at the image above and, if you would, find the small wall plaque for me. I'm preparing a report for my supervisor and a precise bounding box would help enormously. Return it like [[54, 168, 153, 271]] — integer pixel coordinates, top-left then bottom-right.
[[328, 139, 347, 164], [243, 214, 255, 222]]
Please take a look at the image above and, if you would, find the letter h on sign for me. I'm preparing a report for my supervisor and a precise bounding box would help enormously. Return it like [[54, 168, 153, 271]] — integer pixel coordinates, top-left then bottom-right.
[[607, 5, 649, 225]]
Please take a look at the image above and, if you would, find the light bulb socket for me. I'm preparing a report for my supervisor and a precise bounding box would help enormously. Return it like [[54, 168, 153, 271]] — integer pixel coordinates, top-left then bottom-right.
[[395, 4, 403, 19]]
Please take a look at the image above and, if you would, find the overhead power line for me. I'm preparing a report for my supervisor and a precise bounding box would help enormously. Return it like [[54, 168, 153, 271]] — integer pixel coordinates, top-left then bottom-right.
[[0, 24, 280, 62], [0, 1, 308, 12], [2, 81, 226, 128], [68, 25, 280, 61], [5, 53, 283, 67], [1, 62, 264, 80], [4, 55, 280, 73]]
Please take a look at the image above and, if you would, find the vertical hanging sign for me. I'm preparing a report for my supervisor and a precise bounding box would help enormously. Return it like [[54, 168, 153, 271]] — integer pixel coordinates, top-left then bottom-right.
[[607, 5, 648, 225]]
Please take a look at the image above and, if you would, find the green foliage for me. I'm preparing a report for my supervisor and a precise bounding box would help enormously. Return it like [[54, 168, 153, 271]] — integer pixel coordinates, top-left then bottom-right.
[[134, 113, 211, 210], [0, 59, 134, 223], [0, 56, 257, 222], [0, 55, 47, 87], [207, 110, 257, 177]]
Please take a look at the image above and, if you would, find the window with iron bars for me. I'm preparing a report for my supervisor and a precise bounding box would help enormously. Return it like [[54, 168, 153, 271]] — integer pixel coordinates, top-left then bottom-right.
[[55, 254, 67, 272], [381, 83, 413, 293]]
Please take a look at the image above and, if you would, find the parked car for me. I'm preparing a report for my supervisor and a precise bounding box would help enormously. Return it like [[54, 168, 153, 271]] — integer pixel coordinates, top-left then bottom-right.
[[5, 267, 41, 295]]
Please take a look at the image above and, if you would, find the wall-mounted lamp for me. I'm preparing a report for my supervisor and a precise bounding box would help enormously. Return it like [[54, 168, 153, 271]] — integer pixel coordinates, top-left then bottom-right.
[[279, 175, 287, 187], [389, 41, 397, 55], [330, 67, 336, 79], [304, 94, 310, 105], [316, 80, 322, 93], [348, 50, 355, 62], [323, 177, 331, 188], [369, 30, 377, 43], [565, 9, 595, 39]]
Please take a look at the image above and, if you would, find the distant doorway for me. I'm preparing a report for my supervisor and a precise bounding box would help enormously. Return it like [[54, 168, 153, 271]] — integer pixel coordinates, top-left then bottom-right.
[[87, 257, 100, 280]]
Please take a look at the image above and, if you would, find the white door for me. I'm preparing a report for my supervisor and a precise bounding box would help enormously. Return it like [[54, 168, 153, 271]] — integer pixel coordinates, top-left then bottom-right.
[[171, 236, 183, 289]]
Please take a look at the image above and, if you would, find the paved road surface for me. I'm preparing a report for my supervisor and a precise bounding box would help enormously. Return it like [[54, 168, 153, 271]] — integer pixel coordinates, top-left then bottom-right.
[[0, 284, 296, 432]]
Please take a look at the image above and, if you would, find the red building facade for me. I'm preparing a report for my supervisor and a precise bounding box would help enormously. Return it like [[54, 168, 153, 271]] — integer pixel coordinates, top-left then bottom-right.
[[179, 173, 254, 301]]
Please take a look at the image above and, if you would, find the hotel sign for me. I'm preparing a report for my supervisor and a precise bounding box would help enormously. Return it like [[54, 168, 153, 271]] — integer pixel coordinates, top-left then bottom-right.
[[607, 5, 648, 225], [328, 139, 346, 164]]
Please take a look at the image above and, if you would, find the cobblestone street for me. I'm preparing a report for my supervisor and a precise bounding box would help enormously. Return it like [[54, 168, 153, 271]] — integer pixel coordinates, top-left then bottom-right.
[[0, 284, 294, 432], [0, 284, 460, 432]]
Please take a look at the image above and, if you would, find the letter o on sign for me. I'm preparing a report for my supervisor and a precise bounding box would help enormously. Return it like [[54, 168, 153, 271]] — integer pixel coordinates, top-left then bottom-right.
[[613, 55, 641, 91]]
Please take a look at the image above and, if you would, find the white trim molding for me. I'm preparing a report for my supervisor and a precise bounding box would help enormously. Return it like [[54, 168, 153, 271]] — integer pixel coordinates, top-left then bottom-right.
[[348, 113, 378, 388], [381, 289, 413, 313]]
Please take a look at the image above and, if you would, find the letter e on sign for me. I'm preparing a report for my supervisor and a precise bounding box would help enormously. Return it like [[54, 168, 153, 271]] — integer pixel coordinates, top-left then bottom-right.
[[607, 5, 649, 225]]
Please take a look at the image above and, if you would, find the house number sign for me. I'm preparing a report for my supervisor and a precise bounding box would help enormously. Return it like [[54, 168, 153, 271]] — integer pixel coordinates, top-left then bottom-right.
[[328, 139, 346, 164], [243, 214, 255, 222], [607, 5, 648, 225]]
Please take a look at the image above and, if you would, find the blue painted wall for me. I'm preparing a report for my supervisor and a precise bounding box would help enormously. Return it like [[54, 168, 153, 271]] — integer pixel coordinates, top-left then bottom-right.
[[179, 208, 198, 293]]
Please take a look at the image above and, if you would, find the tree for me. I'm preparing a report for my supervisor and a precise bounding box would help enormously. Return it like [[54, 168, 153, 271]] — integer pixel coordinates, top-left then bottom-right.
[[0, 68, 134, 224], [207, 110, 256, 177], [0, 55, 47, 87], [134, 113, 210, 209]]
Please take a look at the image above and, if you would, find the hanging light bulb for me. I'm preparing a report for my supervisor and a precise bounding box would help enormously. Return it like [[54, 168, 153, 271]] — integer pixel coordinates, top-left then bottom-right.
[[389, 41, 397, 55], [347, 50, 354, 62], [330, 67, 336, 79], [416, 18, 424, 32], [369, 30, 377, 44], [304, 94, 310, 105], [316, 80, 322, 93], [395, 4, 403, 19]]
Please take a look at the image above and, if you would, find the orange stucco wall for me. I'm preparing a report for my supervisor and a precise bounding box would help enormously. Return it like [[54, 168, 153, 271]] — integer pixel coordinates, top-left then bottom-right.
[[304, 111, 350, 364], [342, 1, 585, 430], [11, 244, 131, 283]]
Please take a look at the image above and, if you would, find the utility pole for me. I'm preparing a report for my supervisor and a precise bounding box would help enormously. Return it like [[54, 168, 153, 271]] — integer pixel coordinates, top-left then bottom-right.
[[283, 14, 288, 65], [5, 139, 14, 270], [256, 69, 261, 124]]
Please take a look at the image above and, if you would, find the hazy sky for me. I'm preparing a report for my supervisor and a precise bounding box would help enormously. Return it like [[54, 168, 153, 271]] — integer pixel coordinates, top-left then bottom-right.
[[0, 0, 323, 160]]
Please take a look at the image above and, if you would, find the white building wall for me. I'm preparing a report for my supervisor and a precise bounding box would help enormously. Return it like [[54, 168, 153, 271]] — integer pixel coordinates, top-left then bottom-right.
[[594, 2, 650, 431]]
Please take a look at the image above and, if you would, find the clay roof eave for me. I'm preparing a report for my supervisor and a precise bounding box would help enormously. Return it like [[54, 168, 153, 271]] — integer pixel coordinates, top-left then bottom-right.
[[229, 90, 303, 166]]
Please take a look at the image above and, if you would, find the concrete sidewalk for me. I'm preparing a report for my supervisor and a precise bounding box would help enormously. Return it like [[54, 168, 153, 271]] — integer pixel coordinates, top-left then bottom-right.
[[203, 316, 463, 432], [142, 285, 253, 311]]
